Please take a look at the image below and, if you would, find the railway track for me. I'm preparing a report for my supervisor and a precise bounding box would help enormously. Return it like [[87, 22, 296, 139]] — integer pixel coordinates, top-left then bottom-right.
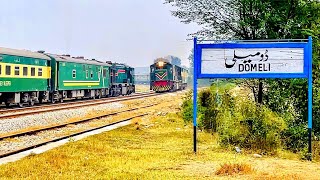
[[0, 104, 155, 141], [0, 90, 186, 161], [0, 102, 155, 159], [0, 92, 160, 120], [0, 92, 153, 114]]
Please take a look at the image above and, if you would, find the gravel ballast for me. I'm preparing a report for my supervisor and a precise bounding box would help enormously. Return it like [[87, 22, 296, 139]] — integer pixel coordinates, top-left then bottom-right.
[[0, 102, 124, 134]]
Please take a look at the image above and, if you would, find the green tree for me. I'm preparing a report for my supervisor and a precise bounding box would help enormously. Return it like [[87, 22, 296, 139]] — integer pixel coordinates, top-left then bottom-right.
[[165, 0, 320, 147]]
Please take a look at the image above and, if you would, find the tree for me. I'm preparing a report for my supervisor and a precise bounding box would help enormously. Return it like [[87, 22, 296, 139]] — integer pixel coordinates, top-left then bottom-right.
[[166, 0, 320, 104], [165, 0, 320, 139], [165, 0, 272, 39]]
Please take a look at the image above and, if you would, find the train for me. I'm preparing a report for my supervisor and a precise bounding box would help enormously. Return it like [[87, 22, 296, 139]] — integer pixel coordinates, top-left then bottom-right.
[[0, 47, 135, 107], [150, 56, 188, 92]]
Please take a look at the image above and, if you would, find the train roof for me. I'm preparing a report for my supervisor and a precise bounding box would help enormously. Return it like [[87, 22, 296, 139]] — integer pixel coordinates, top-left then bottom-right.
[[112, 63, 133, 69], [45, 54, 111, 66], [0, 47, 51, 60]]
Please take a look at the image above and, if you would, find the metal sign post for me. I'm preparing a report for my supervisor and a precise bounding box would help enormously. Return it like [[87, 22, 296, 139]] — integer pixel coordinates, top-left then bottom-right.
[[193, 37, 313, 158]]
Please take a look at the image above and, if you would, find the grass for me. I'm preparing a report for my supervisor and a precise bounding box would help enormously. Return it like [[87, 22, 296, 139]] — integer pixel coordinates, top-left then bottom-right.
[[215, 162, 253, 176], [0, 92, 320, 179]]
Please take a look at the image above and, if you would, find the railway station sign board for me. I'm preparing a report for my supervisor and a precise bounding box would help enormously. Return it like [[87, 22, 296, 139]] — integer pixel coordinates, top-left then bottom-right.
[[192, 37, 313, 158]]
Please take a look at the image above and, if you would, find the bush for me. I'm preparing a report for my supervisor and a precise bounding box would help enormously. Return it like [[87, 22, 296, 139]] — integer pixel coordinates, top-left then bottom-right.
[[282, 123, 308, 153], [198, 89, 219, 132], [180, 90, 193, 124], [217, 90, 286, 153], [181, 85, 287, 153]]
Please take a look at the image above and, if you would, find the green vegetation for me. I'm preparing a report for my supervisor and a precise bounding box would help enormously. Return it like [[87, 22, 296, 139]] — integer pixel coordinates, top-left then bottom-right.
[[167, 0, 320, 157], [182, 85, 287, 154], [180, 83, 320, 160]]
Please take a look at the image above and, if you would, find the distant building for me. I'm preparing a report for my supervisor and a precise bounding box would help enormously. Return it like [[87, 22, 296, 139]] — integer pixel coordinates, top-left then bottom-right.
[[135, 74, 150, 84], [134, 67, 150, 84]]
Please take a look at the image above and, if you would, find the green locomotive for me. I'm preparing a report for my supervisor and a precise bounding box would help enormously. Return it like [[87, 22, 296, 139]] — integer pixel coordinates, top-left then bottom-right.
[[0, 47, 135, 107], [110, 63, 135, 96], [150, 56, 188, 92]]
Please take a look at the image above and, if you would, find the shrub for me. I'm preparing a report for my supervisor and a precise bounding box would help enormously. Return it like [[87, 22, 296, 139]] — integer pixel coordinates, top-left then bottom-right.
[[180, 85, 287, 153], [180, 90, 193, 124], [198, 89, 219, 132], [217, 92, 286, 153], [282, 123, 308, 153]]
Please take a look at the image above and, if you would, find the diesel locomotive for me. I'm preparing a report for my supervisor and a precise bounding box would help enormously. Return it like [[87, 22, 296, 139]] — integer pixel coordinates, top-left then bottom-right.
[[0, 47, 135, 107], [150, 56, 188, 92]]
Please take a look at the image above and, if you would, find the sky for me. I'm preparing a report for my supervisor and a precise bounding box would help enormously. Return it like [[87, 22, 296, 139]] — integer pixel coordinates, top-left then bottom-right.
[[0, 0, 199, 67]]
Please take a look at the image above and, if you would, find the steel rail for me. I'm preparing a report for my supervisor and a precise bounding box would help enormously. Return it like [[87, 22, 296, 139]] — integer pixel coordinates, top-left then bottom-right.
[[0, 103, 156, 140], [0, 92, 153, 114], [0, 93, 161, 120], [0, 113, 147, 159]]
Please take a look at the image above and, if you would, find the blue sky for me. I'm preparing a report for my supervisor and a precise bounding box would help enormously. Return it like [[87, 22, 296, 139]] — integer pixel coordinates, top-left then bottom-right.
[[0, 0, 199, 67]]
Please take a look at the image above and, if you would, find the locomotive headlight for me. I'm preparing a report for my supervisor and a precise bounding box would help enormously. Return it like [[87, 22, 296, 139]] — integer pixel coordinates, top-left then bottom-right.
[[158, 61, 164, 67]]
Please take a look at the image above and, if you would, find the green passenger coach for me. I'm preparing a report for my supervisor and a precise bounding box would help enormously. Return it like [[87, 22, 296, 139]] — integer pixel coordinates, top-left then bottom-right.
[[45, 54, 111, 102], [0, 46, 136, 108], [0, 48, 51, 107]]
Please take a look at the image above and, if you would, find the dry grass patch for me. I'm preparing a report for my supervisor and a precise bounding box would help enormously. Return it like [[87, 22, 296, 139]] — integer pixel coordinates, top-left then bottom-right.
[[1, 137, 21, 143], [1, 91, 319, 179], [215, 162, 254, 176]]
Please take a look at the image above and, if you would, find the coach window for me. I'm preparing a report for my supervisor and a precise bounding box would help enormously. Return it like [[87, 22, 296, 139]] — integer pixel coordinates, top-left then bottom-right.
[[103, 69, 107, 77], [38, 68, 43, 77], [83, 65, 85, 71], [31, 67, 35, 76], [90, 71, 93, 78], [14, 66, 19, 76], [5, 65, 11, 75], [72, 70, 76, 78], [86, 70, 88, 79], [23, 67, 28, 76]]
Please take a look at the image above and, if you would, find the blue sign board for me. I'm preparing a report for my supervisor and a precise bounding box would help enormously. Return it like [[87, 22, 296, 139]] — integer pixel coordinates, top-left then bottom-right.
[[193, 37, 313, 157]]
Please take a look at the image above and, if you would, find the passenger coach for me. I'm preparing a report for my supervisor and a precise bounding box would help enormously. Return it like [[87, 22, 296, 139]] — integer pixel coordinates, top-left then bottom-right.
[[0, 48, 51, 107], [0, 47, 135, 107], [44, 54, 112, 103]]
